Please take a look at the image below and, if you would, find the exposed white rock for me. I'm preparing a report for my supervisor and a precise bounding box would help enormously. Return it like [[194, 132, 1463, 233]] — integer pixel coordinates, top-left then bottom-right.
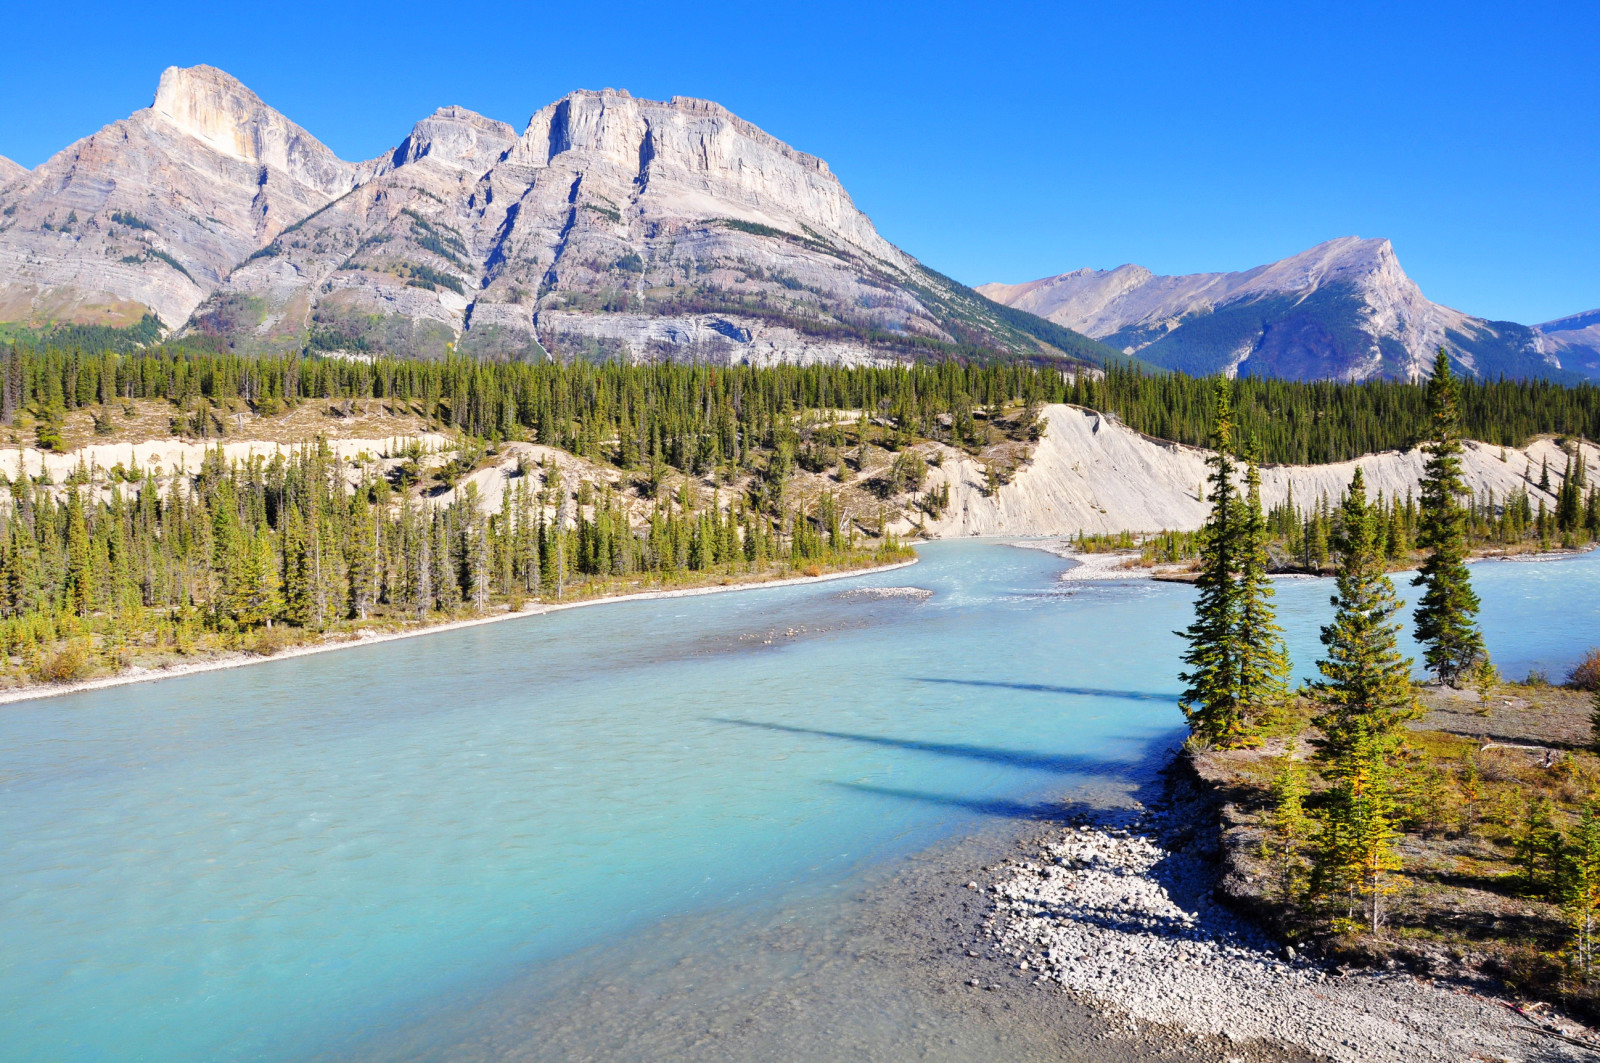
[[989, 814, 1600, 1061], [921, 404, 1598, 538], [1, 68, 1068, 367], [199, 86, 961, 362], [0, 65, 364, 330]]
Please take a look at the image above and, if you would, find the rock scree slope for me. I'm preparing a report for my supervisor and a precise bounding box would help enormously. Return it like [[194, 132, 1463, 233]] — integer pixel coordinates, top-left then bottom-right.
[[920, 404, 1598, 538]]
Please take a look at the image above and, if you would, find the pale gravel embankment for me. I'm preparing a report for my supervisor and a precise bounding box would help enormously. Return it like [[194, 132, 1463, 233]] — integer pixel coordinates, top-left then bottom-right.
[[1006, 537, 1193, 582], [977, 797, 1600, 1062], [921, 404, 1599, 539], [0, 559, 917, 706]]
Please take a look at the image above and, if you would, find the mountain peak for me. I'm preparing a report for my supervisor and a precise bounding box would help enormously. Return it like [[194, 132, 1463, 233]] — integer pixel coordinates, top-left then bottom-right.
[[152, 65, 269, 156], [0, 154, 25, 185], [149, 65, 352, 192], [390, 106, 518, 172], [977, 237, 1576, 382]]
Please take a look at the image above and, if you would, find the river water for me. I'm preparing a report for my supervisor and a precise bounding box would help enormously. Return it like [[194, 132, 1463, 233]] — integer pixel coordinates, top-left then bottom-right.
[[2, 541, 1596, 1062]]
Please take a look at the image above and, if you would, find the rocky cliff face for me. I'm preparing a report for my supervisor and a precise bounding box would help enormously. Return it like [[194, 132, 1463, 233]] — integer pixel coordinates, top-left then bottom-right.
[[979, 238, 1583, 382], [1533, 310, 1600, 380], [0, 68, 1111, 367], [197, 88, 1088, 363], [0, 156, 25, 186], [0, 66, 362, 331]]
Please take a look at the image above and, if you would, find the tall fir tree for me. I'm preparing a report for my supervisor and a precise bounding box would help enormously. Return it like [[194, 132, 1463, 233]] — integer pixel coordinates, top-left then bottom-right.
[[281, 505, 311, 627], [1178, 380, 1247, 747], [1565, 802, 1600, 982], [1311, 465, 1419, 932], [65, 488, 93, 618], [1235, 447, 1292, 721], [1411, 349, 1486, 686]]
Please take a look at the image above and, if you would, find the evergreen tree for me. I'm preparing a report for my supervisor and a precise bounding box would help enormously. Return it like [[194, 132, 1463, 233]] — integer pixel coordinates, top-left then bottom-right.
[[1411, 350, 1486, 686], [1178, 380, 1247, 747], [1265, 743, 1311, 902], [1311, 465, 1418, 932], [1235, 448, 1292, 721], [64, 488, 92, 618], [1565, 802, 1600, 982], [281, 506, 311, 627]]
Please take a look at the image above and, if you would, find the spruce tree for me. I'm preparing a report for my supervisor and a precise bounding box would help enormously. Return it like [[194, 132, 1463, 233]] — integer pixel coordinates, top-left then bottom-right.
[[1566, 802, 1600, 981], [1411, 350, 1485, 686], [1235, 448, 1291, 721], [1265, 743, 1311, 902], [65, 488, 92, 618], [1311, 465, 1418, 932], [281, 506, 310, 626], [1178, 380, 1247, 747]]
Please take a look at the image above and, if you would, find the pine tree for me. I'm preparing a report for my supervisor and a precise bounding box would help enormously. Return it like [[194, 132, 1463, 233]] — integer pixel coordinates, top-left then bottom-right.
[[234, 532, 280, 628], [1412, 350, 1486, 686], [1236, 449, 1292, 722], [281, 506, 311, 626], [64, 488, 92, 618], [1265, 743, 1311, 902], [1565, 802, 1600, 982], [1515, 796, 1562, 897], [346, 493, 376, 621], [1311, 465, 1419, 932], [1178, 379, 1247, 747]]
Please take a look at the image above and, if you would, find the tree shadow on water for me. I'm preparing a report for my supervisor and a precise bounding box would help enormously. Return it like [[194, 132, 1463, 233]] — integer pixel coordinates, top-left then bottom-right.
[[711, 717, 1160, 776], [831, 782, 1091, 822], [711, 717, 1185, 822], [910, 677, 1178, 704]]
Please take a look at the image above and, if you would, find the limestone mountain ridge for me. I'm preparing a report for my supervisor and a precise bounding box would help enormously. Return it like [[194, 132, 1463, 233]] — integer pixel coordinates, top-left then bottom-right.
[[978, 237, 1594, 382], [0, 67, 1114, 368]]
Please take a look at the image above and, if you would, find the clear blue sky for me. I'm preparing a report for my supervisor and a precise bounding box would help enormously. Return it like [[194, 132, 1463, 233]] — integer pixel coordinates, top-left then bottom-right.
[[1, 0, 1594, 324]]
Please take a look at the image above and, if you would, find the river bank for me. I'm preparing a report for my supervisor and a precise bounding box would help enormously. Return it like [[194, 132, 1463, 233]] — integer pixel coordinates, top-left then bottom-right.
[[1014, 536, 1597, 586], [0, 558, 918, 706], [963, 759, 1600, 1061], [949, 544, 1600, 1060]]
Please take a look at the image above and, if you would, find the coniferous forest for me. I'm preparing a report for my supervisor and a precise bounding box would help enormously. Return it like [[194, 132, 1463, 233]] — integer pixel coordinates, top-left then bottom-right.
[[0, 340, 1595, 689], [3, 345, 1598, 465]]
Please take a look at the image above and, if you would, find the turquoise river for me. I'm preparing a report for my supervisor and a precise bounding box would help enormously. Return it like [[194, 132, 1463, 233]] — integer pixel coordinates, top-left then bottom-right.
[[2, 541, 1597, 1062]]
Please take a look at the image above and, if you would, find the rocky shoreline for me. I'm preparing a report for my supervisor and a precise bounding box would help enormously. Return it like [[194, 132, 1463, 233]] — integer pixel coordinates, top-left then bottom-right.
[[961, 757, 1600, 1062]]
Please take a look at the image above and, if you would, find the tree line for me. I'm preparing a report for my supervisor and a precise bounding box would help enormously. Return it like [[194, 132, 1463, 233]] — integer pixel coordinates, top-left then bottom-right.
[[3, 344, 1597, 466], [0, 436, 906, 684]]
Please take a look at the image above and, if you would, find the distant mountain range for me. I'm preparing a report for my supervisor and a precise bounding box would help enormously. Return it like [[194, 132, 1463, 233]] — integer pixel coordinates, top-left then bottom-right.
[[0, 66, 1115, 368], [2, 68, 1592, 382], [978, 237, 1600, 382]]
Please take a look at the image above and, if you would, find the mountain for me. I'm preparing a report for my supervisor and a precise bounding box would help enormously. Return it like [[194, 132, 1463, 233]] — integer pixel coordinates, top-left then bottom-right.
[[0, 66, 364, 334], [978, 237, 1586, 382], [0, 155, 25, 185], [192, 88, 1112, 364], [0, 67, 1117, 368], [1533, 310, 1600, 379]]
